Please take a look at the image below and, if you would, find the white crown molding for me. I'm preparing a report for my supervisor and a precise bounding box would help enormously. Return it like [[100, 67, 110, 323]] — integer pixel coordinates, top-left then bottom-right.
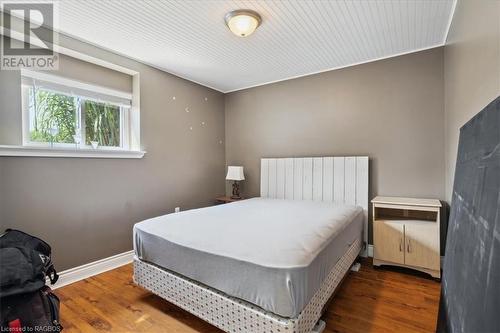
[[443, 0, 458, 44], [48, 250, 134, 289]]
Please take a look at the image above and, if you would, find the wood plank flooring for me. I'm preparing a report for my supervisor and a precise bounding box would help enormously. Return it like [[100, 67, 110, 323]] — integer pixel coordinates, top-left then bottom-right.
[[55, 258, 440, 333]]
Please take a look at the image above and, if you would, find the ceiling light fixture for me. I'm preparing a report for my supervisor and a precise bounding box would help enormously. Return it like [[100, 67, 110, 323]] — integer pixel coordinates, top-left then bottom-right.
[[224, 9, 262, 37]]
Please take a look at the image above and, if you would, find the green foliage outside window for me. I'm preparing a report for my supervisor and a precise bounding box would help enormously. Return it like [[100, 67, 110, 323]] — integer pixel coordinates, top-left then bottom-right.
[[30, 89, 76, 143], [28, 88, 122, 147], [84, 101, 121, 147]]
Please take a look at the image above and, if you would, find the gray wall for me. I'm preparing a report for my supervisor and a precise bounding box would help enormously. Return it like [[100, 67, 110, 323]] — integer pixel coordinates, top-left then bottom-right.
[[225, 48, 445, 242], [0, 33, 225, 270], [444, 0, 500, 202]]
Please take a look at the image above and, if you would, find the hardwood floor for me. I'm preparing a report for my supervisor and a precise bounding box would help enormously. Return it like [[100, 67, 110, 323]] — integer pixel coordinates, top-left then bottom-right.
[[55, 258, 440, 333]]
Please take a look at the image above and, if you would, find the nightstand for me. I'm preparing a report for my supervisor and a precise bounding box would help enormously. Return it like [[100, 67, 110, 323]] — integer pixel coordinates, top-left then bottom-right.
[[215, 196, 244, 204], [372, 196, 441, 278]]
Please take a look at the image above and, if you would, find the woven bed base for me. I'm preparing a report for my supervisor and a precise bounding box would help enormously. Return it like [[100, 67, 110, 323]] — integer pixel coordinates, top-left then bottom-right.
[[134, 237, 361, 333]]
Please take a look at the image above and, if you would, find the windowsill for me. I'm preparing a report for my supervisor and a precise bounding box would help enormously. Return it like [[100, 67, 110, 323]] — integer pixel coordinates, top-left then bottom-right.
[[0, 145, 146, 159]]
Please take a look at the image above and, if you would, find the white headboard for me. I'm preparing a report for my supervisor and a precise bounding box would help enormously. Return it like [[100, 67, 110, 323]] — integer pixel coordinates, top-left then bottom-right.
[[260, 156, 369, 253]]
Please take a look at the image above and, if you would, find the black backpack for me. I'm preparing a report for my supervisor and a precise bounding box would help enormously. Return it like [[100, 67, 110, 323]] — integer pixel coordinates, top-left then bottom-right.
[[1, 286, 62, 332], [0, 229, 62, 331]]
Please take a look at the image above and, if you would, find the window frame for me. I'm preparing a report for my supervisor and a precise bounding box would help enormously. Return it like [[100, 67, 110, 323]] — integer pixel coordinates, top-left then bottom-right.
[[21, 69, 133, 152]]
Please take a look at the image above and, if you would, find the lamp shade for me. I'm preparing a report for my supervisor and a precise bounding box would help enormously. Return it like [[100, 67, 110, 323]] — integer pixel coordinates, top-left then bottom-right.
[[226, 166, 245, 181]]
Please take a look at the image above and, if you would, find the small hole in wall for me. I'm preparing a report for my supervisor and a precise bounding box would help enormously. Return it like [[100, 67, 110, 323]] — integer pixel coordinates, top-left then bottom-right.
[[201, 121, 205, 126], [172, 96, 176, 100], [185, 107, 190, 113]]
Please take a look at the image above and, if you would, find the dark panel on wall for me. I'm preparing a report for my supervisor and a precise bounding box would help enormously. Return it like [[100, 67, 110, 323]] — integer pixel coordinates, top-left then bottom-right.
[[438, 96, 500, 333]]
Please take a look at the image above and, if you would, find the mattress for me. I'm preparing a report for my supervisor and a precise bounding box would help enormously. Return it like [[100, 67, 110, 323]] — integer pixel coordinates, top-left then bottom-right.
[[133, 197, 363, 318]]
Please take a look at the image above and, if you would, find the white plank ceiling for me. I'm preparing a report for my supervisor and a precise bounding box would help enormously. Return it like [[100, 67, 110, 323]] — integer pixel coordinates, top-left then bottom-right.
[[24, 0, 456, 92]]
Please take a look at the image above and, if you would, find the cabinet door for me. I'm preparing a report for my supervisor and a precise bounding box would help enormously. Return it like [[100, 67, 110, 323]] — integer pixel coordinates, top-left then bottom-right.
[[404, 222, 440, 270], [374, 220, 405, 264]]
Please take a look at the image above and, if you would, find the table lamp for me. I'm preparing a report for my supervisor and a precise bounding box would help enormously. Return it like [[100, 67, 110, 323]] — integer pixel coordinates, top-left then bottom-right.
[[226, 166, 245, 199]]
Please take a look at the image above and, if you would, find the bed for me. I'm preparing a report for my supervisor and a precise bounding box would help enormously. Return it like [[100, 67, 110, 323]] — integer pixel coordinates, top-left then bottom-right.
[[134, 156, 369, 333]]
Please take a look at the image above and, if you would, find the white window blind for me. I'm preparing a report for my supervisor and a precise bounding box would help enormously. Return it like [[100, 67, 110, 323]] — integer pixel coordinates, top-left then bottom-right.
[[21, 69, 132, 108]]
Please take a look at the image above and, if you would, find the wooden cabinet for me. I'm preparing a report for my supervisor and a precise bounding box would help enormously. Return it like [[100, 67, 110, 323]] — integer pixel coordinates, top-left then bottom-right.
[[372, 196, 441, 278]]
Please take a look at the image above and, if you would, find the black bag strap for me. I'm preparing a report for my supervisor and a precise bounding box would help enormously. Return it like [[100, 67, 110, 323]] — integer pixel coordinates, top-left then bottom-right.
[[39, 253, 59, 285], [46, 265, 59, 285]]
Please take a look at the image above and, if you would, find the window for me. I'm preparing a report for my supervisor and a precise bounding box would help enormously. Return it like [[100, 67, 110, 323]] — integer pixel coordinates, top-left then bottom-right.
[[83, 100, 121, 147], [21, 69, 132, 150], [28, 89, 77, 144]]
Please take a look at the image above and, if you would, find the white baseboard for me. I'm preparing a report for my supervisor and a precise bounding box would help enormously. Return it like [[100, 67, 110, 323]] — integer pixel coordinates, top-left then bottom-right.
[[367, 244, 374, 257], [360, 244, 374, 258], [48, 250, 134, 289]]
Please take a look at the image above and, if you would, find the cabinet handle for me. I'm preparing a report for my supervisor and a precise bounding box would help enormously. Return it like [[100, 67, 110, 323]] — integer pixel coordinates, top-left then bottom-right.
[[407, 239, 411, 253], [399, 239, 403, 252]]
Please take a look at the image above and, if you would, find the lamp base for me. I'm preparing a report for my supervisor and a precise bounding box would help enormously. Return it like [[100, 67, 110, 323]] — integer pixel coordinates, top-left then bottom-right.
[[231, 181, 241, 199]]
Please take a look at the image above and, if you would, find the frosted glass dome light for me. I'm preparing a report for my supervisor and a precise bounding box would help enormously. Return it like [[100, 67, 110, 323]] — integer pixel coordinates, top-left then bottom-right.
[[225, 10, 262, 37]]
